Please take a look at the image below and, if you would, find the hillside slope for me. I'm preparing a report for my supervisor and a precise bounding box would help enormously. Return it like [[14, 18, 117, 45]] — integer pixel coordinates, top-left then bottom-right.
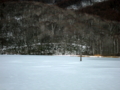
[[0, 2, 120, 55]]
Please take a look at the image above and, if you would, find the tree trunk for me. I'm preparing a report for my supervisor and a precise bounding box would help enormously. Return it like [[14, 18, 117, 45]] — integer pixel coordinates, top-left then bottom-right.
[[80, 51, 82, 61], [80, 45, 82, 61], [92, 42, 95, 55], [116, 38, 119, 54], [100, 40, 102, 55], [113, 39, 116, 56]]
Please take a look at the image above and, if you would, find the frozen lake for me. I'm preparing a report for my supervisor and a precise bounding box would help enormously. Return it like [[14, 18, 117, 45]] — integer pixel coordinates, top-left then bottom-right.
[[0, 55, 120, 90]]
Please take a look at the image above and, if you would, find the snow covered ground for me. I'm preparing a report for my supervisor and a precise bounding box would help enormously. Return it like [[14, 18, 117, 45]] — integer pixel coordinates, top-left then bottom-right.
[[0, 55, 120, 90]]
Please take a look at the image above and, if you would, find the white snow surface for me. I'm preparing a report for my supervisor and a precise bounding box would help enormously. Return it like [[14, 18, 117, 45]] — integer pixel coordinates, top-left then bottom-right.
[[0, 55, 120, 90]]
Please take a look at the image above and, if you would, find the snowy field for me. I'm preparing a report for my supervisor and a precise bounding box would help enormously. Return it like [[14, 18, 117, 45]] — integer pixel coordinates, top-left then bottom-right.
[[0, 55, 120, 90]]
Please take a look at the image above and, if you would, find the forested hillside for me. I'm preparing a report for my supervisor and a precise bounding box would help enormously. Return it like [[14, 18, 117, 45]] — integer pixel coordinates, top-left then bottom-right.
[[0, 1, 120, 55]]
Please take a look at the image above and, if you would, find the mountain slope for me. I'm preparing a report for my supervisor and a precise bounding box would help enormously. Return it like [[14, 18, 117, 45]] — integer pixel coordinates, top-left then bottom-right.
[[0, 1, 120, 55]]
